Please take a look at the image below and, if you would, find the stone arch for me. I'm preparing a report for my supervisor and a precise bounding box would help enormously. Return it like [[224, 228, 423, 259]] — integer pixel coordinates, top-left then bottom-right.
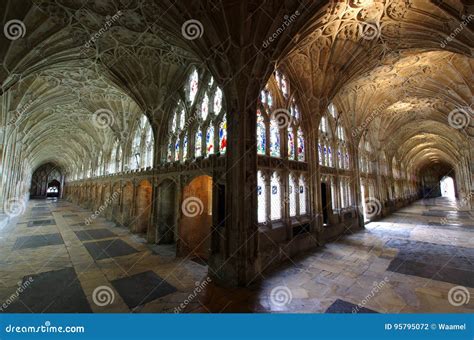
[[178, 175, 213, 261], [121, 181, 134, 229], [156, 179, 178, 245], [133, 179, 152, 234]]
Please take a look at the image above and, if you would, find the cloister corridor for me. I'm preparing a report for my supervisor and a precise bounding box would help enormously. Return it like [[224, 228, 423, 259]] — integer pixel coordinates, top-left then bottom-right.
[[0, 197, 471, 313]]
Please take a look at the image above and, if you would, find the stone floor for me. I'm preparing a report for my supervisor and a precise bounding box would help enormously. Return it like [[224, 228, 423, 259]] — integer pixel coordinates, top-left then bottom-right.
[[0, 197, 472, 313], [196, 197, 474, 313], [0, 198, 207, 313]]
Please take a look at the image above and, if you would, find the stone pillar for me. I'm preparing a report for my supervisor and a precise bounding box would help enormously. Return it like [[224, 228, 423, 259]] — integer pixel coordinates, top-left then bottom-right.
[[208, 84, 261, 287]]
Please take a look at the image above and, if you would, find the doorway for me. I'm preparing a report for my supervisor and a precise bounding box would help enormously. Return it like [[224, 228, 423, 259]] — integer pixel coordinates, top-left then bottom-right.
[[440, 176, 455, 199], [321, 182, 329, 225], [46, 180, 60, 198], [178, 175, 212, 261]]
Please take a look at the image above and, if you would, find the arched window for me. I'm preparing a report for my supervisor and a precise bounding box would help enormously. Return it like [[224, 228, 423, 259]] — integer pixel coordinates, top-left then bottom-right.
[[130, 115, 154, 170], [319, 114, 333, 167], [254, 70, 308, 226], [130, 127, 141, 170], [257, 171, 267, 223], [144, 121, 154, 168], [270, 172, 281, 220], [165, 71, 226, 162], [269, 119, 280, 157], [188, 69, 199, 104], [109, 141, 118, 174]]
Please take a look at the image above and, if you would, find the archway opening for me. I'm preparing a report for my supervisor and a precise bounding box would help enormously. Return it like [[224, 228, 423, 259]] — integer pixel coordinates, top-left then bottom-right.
[[134, 180, 152, 234], [46, 180, 60, 198], [440, 176, 455, 199], [178, 175, 213, 262], [157, 180, 177, 245]]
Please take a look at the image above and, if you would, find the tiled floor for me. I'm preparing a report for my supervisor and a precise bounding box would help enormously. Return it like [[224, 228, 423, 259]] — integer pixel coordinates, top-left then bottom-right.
[[0, 197, 472, 313], [0, 198, 207, 313], [196, 197, 474, 313]]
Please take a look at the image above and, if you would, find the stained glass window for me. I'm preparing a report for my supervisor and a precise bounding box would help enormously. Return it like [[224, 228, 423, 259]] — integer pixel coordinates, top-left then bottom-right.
[[257, 110, 266, 155], [270, 173, 281, 220], [214, 87, 222, 114], [174, 139, 180, 161], [201, 94, 209, 121], [297, 128, 305, 161], [299, 177, 307, 215], [195, 129, 202, 157], [219, 117, 227, 154], [288, 127, 295, 160], [269, 119, 280, 157], [289, 176, 297, 217], [182, 135, 188, 161], [188, 69, 198, 103], [206, 125, 214, 156], [257, 171, 266, 223]]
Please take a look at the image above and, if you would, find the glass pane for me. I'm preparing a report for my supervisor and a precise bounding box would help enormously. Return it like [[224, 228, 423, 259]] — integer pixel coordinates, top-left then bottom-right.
[[206, 125, 214, 156], [270, 173, 281, 220]]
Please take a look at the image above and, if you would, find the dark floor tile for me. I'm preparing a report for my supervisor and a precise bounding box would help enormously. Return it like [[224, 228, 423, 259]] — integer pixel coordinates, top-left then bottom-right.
[[27, 219, 56, 227], [74, 228, 117, 241], [325, 299, 378, 313], [83, 239, 138, 260], [387, 258, 474, 287], [3, 267, 91, 313], [13, 233, 64, 250], [31, 207, 50, 212], [70, 222, 86, 226], [111, 271, 177, 309]]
